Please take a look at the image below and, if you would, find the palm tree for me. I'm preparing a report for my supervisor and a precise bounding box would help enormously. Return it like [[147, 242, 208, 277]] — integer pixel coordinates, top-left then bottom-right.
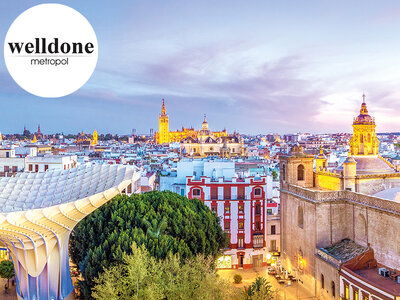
[[142, 217, 168, 239]]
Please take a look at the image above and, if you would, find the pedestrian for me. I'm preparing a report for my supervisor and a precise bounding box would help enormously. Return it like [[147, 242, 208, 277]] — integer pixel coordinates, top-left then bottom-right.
[[4, 284, 8, 294]]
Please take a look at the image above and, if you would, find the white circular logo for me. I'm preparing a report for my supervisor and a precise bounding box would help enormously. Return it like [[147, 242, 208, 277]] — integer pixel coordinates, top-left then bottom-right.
[[4, 4, 98, 98]]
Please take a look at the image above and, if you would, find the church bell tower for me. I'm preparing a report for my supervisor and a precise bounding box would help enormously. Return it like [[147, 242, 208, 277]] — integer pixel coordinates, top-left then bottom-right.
[[158, 99, 170, 144], [349, 94, 379, 156]]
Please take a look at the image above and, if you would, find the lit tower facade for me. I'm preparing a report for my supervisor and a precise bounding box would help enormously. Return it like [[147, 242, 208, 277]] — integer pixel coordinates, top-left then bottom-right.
[[158, 99, 170, 144], [92, 129, 98, 146], [349, 94, 379, 156]]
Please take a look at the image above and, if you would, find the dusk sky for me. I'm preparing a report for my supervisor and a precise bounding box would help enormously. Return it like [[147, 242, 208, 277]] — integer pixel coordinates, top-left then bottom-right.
[[1, 1, 400, 135]]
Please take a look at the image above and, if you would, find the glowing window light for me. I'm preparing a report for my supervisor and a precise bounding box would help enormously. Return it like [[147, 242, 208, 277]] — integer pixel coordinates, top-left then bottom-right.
[[216, 255, 232, 269]]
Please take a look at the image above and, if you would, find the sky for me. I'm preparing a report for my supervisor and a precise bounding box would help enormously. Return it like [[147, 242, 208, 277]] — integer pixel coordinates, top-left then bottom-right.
[[1, 1, 400, 135]]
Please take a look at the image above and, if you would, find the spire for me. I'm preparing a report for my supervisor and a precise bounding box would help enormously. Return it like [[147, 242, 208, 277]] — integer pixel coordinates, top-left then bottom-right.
[[38, 124, 41, 134], [161, 99, 167, 116], [203, 114, 207, 123], [317, 145, 326, 159], [359, 94, 369, 115]]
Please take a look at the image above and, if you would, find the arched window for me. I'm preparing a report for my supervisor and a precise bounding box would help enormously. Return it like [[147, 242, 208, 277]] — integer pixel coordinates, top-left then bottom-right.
[[331, 281, 335, 297], [282, 164, 286, 181], [192, 188, 201, 197], [355, 213, 368, 246], [297, 164, 305, 181], [360, 134, 363, 143], [254, 187, 262, 196], [321, 274, 325, 289], [298, 206, 304, 228], [368, 133, 371, 143]]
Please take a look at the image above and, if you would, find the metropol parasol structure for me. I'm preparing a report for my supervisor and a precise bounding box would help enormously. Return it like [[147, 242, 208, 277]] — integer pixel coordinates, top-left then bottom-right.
[[0, 164, 139, 300]]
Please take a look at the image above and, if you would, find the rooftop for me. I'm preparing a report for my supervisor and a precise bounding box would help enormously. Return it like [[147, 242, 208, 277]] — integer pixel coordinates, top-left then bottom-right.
[[336, 156, 395, 175], [352, 267, 400, 295], [320, 239, 368, 263], [0, 164, 137, 213]]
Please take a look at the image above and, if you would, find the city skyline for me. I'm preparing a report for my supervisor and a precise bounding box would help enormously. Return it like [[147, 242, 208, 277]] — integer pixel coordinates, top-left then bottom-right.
[[1, 1, 400, 134]]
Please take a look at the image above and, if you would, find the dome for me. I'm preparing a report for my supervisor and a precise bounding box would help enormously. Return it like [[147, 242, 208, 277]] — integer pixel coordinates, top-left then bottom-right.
[[336, 156, 395, 175], [353, 95, 375, 125]]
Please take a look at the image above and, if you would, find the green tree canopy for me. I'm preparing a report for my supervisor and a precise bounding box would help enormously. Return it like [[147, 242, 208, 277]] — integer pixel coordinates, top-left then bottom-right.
[[0, 260, 15, 287], [271, 170, 279, 180], [70, 191, 227, 298], [92, 243, 234, 300], [243, 277, 274, 300]]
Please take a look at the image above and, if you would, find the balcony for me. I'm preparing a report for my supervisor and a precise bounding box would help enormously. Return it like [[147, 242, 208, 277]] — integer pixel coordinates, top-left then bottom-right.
[[253, 234, 264, 249]]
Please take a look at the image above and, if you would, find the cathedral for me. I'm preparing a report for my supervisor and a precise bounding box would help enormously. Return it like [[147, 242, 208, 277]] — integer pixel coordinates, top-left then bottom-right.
[[279, 95, 400, 300], [315, 95, 399, 194], [155, 99, 245, 157]]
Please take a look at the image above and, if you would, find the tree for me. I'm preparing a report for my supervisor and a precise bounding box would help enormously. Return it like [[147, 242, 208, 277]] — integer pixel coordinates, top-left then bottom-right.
[[243, 277, 273, 300], [0, 260, 15, 288], [142, 217, 168, 238], [271, 170, 278, 181], [70, 191, 227, 298], [92, 243, 234, 300]]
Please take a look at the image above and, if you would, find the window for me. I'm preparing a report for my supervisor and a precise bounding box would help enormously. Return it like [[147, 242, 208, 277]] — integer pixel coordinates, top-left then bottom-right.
[[282, 164, 286, 181], [368, 133, 371, 143], [298, 206, 304, 228], [232, 148, 235, 153], [238, 221, 244, 230], [238, 204, 244, 213], [331, 281, 335, 297], [271, 225, 276, 235], [255, 204, 261, 215], [211, 187, 218, 200], [270, 239, 276, 251], [360, 134, 363, 143], [353, 288, 359, 300], [224, 220, 230, 230], [211, 204, 217, 214], [192, 188, 201, 197], [238, 187, 245, 199], [253, 234, 263, 248], [224, 187, 231, 199], [297, 164, 304, 181], [12, 166, 17, 172], [255, 221, 261, 231], [29, 164, 33, 172], [254, 188, 261, 196], [321, 274, 324, 289], [224, 204, 230, 214], [5, 152, 9, 158], [344, 282, 349, 300], [267, 208, 272, 215], [35, 165, 39, 172], [4, 166, 9, 173], [238, 236, 244, 248], [127, 183, 132, 194], [193, 148, 196, 153], [44, 165, 49, 171]]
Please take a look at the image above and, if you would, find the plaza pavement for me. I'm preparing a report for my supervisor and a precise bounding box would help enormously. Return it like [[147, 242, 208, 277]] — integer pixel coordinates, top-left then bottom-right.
[[217, 268, 318, 300]]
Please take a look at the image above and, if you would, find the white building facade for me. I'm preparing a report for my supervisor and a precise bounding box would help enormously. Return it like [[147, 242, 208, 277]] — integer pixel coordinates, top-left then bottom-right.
[[160, 159, 279, 269]]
